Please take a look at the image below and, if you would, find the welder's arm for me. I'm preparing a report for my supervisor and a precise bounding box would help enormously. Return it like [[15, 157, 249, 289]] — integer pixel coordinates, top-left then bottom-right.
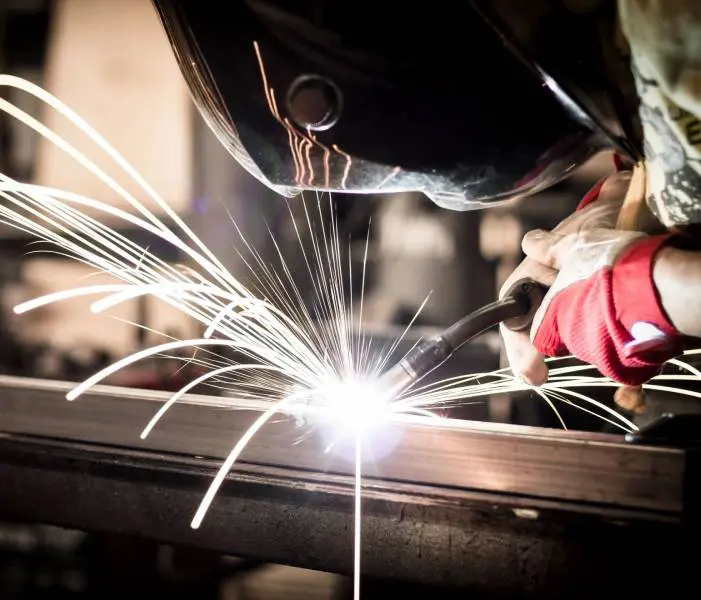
[[653, 245, 701, 338], [499, 169, 652, 386], [498, 168, 689, 388], [516, 228, 687, 387], [618, 0, 701, 118]]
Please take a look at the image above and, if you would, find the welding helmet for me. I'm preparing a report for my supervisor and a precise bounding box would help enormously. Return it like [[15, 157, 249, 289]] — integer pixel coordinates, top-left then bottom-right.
[[152, 0, 639, 210]]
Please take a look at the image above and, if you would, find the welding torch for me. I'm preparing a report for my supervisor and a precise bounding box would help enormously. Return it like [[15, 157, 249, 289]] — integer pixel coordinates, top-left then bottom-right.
[[377, 278, 547, 399], [377, 164, 666, 403]]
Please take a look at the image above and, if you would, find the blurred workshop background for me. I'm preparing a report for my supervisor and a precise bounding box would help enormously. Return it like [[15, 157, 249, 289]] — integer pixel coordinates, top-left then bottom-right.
[[0, 1, 691, 599]]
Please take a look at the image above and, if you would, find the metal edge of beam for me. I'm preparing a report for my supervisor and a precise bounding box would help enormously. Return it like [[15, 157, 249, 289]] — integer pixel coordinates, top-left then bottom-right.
[[0, 432, 694, 596], [0, 374, 688, 516]]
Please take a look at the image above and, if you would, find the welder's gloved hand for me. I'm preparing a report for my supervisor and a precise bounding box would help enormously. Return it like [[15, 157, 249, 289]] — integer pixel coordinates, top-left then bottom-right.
[[498, 171, 637, 385], [521, 228, 684, 386]]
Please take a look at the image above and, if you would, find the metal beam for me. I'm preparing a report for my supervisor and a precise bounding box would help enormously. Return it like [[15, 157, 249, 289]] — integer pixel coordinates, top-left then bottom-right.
[[0, 375, 698, 596], [0, 433, 694, 598], [0, 375, 689, 517]]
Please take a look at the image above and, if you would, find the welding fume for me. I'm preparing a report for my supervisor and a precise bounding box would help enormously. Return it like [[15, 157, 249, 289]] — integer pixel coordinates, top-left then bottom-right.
[[151, 0, 701, 407]]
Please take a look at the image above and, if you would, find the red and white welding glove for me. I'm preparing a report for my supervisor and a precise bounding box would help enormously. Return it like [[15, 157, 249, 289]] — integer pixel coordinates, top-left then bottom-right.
[[521, 227, 683, 386], [499, 170, 683, 386]]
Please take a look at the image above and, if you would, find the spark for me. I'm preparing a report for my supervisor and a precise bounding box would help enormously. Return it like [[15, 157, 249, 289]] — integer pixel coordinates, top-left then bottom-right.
[[254, 41, 354, 190], [333, 144, 353, 189], [376, 166, 402, 190], [354, 432, 362, 600], [1, 74, 701, 600], [140, 363, 288, 439], [191, 391, 307, 530]]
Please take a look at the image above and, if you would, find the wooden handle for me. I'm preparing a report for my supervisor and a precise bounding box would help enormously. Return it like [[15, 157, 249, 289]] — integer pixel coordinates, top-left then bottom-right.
[[615, 161, 647, 231]]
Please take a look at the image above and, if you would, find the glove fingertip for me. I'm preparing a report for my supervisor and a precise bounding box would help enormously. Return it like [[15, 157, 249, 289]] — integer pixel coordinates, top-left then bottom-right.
[[614, 385, 647, 415], [521, 359, 549, 387]]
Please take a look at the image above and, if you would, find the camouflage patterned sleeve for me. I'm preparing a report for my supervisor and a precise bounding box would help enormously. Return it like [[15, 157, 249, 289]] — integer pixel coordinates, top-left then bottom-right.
[[618, 0, 701, 227]]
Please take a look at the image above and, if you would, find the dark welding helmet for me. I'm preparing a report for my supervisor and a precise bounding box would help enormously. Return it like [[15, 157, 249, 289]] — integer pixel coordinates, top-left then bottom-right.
[[152, 0, 639, 210]]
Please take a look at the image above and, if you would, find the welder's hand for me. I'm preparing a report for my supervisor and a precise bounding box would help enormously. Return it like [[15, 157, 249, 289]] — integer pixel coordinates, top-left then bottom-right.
[[523, 228, 684, 386], [499, 171, 635, 385]]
